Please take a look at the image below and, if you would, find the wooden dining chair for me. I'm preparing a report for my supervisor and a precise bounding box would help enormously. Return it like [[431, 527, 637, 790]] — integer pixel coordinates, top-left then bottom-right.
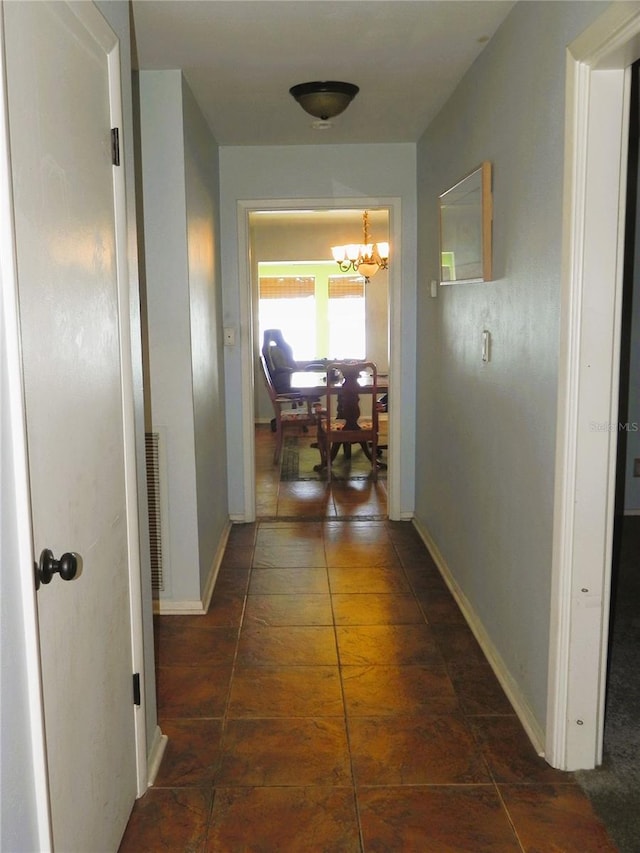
[[316, 360, 380, 481], [259, 354, 316, 465]]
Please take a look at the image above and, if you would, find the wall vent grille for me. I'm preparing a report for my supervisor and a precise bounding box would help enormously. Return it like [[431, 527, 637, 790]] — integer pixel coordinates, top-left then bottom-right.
[[145, 431, 165, 593]]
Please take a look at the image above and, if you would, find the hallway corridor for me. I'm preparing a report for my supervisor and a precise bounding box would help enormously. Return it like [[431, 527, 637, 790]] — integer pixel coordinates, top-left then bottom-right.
[[119, 520, 615, 851]]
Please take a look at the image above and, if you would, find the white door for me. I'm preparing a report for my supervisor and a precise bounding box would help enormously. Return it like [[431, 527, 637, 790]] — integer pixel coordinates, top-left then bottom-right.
[[3, 2, 138, 848]]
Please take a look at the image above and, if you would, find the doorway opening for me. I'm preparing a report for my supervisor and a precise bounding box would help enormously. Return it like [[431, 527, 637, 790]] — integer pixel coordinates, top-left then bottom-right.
[[249, 207, 391, 519]]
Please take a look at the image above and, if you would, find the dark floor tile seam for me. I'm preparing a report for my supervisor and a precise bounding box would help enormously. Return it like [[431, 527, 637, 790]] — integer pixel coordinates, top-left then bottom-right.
[[329, 613, 368, 853], [157, 714, 225, 723], [203, 788, 222, 853], [221, 716, 350, 729], [492, 783, 530, 853], [211, 780, 359, 790], [262, 514, 387, 522], [413, 596, 434, 627], [245, 590, 332, 599], [352, 785, 367, 853], [231, 662, 342, 671], [209, 782, 357, 789], [464, 712, 521, 720], [213, 580, 258, 773], [147, 781, 216, 792], [354, 782, 503, 791], [494, 780, 581, 787], [442, 712, 499, 793]]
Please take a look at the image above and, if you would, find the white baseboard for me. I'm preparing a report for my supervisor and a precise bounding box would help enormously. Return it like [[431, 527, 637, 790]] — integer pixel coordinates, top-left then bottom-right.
[[146, 725, 168, 789], [412, 517, 546, 758], [153, 520, 232, 615], [201, 519, 232, 613], [153, 598, 206, 615]]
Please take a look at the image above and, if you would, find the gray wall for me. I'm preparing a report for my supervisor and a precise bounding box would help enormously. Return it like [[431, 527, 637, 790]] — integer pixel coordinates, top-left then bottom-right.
[[182, 79, 229, 590], [415, 1, 608, 729], [139, 70, 228, 605]]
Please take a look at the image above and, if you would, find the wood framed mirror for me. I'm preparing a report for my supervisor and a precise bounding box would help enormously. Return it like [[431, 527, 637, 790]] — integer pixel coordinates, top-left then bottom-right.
[[439, 161, 493, 284]]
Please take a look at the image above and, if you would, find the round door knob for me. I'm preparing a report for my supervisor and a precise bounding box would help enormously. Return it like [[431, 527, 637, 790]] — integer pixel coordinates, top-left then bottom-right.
[[35, 548, 79, 589]]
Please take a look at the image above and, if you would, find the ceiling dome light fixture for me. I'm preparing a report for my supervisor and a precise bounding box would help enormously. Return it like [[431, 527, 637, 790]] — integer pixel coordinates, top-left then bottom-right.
[[289, 81, 359, 121], [331, 211, 390, 283]]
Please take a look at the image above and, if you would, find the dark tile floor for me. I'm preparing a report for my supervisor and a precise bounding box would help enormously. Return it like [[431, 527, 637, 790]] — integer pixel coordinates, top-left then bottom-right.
[[119, 519, 617, 852]]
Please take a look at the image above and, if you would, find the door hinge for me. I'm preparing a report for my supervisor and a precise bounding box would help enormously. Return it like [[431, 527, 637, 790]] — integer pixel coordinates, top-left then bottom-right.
[[132, 672, 141, 706], [111, 127, 120, 166]]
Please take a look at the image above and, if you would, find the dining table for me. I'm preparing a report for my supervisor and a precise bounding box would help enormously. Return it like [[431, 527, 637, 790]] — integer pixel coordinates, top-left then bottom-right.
[[289, 368, 389, 399]]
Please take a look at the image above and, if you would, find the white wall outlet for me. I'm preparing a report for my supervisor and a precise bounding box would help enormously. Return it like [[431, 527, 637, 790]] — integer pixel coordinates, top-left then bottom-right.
[[430, 280, 438, 298], [223, 327, 236, 346]]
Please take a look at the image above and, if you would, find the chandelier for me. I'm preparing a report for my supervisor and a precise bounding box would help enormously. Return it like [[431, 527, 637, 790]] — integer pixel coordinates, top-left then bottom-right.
[[331, 211, 390, 282]]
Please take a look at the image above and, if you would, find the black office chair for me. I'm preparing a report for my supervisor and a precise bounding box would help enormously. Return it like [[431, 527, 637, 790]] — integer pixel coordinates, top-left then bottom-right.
[[260, 329, 305, 432], [261, 329, 298, 393]]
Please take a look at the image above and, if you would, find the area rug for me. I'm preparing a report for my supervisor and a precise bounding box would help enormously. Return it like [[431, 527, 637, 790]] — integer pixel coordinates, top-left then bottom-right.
[[280, 435, 386, 482]]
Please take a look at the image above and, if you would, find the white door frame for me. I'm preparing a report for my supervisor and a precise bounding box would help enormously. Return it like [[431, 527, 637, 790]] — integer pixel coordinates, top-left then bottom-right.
[[108, 38, 148, 799], [237, 197, 403, 522], [547, 2, 640, 771]]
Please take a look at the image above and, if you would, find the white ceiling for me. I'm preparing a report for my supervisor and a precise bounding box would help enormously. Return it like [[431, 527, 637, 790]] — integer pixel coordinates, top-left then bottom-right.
[[130, 0, 515, 147]]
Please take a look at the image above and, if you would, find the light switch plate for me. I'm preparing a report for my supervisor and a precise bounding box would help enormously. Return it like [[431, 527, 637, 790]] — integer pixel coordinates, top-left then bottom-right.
[[482, 330, 491, 363]]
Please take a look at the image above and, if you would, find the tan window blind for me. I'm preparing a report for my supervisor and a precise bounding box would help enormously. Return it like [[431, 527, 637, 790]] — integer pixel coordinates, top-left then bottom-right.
[[328, 276, 365, 299], [259, 276, 315, 298]]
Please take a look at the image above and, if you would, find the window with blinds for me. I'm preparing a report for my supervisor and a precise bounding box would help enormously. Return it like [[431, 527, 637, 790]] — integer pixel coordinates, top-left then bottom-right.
[[258, 271, 365, 361], [328, 276, 365, 358], [259, 277, 317, 359], [259, 277, 315, 299], [328, 276, 365, 299]]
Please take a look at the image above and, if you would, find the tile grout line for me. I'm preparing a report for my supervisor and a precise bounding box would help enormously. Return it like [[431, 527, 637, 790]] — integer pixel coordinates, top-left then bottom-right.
[[325, 527, 367, 853], [204, 523, 257, 843]]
